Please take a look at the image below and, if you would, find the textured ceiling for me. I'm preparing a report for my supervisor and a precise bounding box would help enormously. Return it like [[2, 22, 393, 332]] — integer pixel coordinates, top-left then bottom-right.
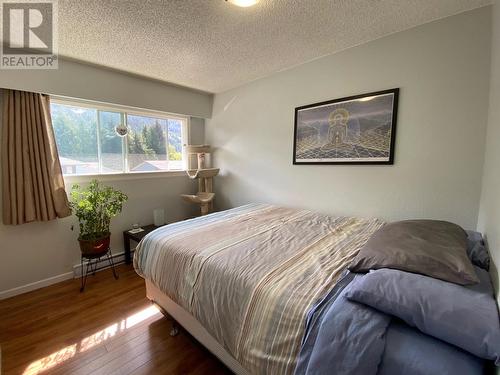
[[54, 0, 491, 93]]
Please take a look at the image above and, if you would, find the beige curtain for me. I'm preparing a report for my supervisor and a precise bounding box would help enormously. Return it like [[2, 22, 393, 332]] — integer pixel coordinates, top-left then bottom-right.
[[2, 89, 71, 225]]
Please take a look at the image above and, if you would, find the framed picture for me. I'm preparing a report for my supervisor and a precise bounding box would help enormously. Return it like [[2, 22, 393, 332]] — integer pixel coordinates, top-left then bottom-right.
[[293, 88, 399, 165]]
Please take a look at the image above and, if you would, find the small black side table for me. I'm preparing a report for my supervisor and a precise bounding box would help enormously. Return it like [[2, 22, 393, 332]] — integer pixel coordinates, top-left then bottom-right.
[[123, 224, 165, 264]]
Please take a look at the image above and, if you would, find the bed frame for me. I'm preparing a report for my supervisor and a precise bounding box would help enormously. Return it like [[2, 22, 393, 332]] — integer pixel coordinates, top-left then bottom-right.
[[146, 280, 250, 375]]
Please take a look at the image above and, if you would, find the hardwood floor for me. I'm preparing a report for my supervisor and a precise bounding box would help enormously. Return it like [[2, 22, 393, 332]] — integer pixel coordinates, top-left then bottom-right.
[[0, 265, 231, 375]]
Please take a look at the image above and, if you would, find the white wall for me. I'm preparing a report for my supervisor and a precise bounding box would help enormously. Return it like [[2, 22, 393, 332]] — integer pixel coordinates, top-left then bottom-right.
[[0, 174, 198, 295], [0, 58, 213, 118], [206, 7, 491, 231], [478, 0, 500, 300], [0, 6, 496, 300], [0, 61, 208, 296]]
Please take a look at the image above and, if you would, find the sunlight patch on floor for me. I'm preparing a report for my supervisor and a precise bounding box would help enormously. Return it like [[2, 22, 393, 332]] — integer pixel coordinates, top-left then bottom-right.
[[22, 305, 161, 375], [22, 345, 77, 375], [79, 323, 119, 352], [125, 304, 160, 329]]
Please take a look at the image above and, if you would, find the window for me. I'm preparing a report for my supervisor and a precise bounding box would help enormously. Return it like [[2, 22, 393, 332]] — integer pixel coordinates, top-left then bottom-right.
[[50, 99, 188, 176]]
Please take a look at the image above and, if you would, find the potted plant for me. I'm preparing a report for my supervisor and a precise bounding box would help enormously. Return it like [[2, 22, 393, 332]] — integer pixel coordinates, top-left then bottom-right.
[[70, 179, 128, 257]]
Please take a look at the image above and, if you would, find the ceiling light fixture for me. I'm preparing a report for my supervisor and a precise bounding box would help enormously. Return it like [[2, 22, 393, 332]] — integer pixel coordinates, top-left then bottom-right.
[[226, 0, 259, 7]]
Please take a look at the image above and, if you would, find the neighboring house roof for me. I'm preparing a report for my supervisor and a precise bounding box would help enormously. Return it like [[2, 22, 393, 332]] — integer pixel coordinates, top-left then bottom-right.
[[59, 157, 89, 166], [132, 160, 182, 172]]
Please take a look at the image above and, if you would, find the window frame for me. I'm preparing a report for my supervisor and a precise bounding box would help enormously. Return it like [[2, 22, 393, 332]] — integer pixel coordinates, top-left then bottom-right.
[[50, 96, 190, 181]]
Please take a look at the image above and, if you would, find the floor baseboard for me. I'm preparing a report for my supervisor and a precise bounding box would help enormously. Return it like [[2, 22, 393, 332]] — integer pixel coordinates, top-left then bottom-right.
[[0, 249, 133, 300], [0, 272, 74, 300]]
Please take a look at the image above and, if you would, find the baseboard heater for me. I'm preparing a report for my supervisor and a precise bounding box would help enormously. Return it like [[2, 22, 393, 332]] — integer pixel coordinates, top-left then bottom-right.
[[73, 248, 135, 277]]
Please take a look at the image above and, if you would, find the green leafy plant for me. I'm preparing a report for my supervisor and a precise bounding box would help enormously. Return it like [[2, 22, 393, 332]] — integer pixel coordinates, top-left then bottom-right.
[[70, 180, 128, 241]]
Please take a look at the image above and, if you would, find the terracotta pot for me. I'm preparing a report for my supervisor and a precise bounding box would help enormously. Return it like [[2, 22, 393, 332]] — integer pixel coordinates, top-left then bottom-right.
[[78, 233, 111, 257]]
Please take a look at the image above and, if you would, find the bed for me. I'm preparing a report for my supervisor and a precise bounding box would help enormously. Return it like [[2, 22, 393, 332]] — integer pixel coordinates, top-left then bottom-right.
[[134, 203, 498, 375]]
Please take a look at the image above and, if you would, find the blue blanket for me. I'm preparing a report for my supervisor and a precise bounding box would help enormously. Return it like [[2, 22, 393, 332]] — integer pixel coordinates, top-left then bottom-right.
[[294, 271, 485, 375], [295, 272, 390, 375]]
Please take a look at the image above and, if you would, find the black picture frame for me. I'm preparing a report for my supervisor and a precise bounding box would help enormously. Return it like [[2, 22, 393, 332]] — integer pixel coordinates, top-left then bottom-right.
[[293, 88, 399, 165]]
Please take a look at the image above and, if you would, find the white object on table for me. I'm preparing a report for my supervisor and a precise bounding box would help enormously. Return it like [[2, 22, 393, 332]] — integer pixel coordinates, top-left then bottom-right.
[[153, 208, 165, 226], [129, 228, 144, 234]]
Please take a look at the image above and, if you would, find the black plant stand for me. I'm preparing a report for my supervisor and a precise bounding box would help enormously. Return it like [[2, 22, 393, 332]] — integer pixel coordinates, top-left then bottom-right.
[[80, 248, 119, 292]]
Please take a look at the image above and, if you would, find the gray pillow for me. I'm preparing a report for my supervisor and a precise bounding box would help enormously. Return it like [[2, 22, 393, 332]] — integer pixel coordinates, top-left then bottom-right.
[[345, 267, 500, 365], [349, 220, 479, 285], [466, 230, 490, 270]]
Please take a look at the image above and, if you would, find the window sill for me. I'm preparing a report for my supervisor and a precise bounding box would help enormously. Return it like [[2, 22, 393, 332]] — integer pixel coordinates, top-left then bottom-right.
[[63, 170, 187, 184]]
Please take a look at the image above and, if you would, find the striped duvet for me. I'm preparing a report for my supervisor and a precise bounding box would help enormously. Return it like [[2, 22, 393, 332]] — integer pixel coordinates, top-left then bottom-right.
[[134, 204, 384, 374]]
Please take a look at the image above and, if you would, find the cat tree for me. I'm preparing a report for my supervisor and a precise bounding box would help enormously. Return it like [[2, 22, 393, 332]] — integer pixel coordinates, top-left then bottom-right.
[[181, 145, 219, 216]]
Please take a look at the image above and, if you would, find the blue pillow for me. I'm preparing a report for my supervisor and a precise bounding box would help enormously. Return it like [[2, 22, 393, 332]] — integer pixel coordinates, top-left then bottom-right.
[[466, 230, 490, 270], [378, 320, 485, 375], [345, 267, 500, 365]]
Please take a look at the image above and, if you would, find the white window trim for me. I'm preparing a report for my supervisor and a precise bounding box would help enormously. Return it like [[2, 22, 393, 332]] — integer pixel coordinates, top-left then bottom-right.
[[50, 96, 190, 181]]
